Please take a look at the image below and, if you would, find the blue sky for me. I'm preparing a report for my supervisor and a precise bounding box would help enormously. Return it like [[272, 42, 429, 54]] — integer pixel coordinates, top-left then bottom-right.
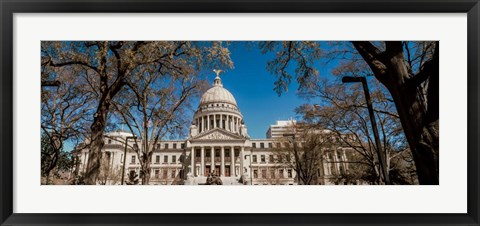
[[189, 42, 319, 139]]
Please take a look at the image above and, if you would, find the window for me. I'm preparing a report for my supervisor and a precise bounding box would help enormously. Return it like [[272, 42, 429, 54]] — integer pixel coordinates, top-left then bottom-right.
[[164, 143, 169, 149], [235, 150, 239, 157], [269, 155, 273, 162], [270, 169, 275, 178], [288, 169, 293, 178], [163, 170, 168, 179], [260, 143, 265, 148], [206, 151, 211, 157], [252, 143, 256, 148], [154, 169, 159, 179], [195, 150, 201, 157], [171, 169, 176, 178], [156, 143, 160, 149], [120, 154, 124, 163], [172, 155, 177, 163], [260, 155, 266, 163], [215, 150, 220, 157], [253, 170, 258, 178], [278, 155, 283, 162], [286, 155, 291, 162], [131, 155, 136, 164], [225, 150, 230, 157], [279, 169, 284, 178], [133, 143, 138, 149], [155, 155, 160, 164], [108, 139, 112, 144], [173, 143, 177, 149], [268, 143, 273, 148], [261, 170, 267, 178], [164, 155, 168, 163], [252, 155, 257, 163], [181, 143, 185, 149]]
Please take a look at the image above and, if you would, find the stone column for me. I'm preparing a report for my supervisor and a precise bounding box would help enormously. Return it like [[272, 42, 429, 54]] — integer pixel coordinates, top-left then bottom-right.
[[201, 116, 204, 133], [207, 115, 210, 131], [343, 149, 349, 170], [220, 146, 225, 176], [240, 146, 245, 177], [201, 147, 205, 176], [229, 116, 233, 132], [211, 148, 215, 173], [214, 114, 216, 128], [230, 146, 235, 177], [334, 151, 340, 172], [190, 147, 195, 176], [220, 114, 223, 129], [219, 114, 222, 129]]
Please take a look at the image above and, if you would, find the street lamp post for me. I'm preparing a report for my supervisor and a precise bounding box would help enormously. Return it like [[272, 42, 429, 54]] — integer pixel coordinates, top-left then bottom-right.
[[121, 136, 137, 185], [342, 76, 391, 185], [244, 154, 253, 185]]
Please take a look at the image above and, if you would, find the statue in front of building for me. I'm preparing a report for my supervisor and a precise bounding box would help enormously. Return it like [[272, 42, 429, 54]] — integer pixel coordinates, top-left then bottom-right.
[[205, 170, 223, 185]]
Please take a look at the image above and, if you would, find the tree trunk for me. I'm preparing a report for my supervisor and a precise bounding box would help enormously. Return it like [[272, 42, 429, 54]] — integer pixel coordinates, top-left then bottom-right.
[[141, 165, 151, 185], [352, 41, 439, 185], [45, 171, 51, 185], [376, 54, 439, 185], [83, 102, 109, 185]]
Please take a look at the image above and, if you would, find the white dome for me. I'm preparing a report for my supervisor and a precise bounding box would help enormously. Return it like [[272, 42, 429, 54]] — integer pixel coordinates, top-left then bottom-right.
[[199, 86, 237, 106], [199, 75, 237, 106]]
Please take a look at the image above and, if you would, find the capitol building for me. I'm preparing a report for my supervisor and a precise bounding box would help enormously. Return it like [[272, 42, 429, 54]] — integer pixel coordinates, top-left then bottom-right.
[[75, 74, 352, 185]]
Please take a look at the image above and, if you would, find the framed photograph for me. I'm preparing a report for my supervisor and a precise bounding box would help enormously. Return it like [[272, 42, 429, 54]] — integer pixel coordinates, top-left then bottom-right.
[[1, 0, 479, 225]]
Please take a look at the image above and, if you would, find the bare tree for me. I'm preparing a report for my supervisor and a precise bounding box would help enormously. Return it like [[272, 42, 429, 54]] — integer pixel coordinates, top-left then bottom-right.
[[111, 41, 233, 185], [274, 124, 333, 185], [42, 41, 233, 184], [41, 64, 94, 184], [97, 157, 122, 185], [297, 77, 415, 184], [258, 41, 438, 184]]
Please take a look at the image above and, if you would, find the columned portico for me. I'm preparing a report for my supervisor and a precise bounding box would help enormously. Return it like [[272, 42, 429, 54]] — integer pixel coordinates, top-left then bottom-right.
[[186, 72, 251, 184]]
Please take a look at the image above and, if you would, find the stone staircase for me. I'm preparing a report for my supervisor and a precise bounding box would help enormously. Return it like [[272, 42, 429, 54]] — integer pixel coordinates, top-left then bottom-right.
[[185, 176, 244, 185]]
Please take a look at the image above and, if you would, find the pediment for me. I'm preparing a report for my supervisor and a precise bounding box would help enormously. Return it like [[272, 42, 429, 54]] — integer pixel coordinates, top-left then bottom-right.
[[191, 129, 245, 141]]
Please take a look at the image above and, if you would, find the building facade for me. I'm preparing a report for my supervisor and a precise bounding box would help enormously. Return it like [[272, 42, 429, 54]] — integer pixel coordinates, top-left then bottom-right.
[[75, 74, 351, 185]]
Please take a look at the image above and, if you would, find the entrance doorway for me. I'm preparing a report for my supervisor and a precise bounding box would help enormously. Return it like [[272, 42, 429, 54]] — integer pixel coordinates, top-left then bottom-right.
[[225, 166, 231, 177], [215, 166, 220, 176], [205, 166, 211, 176]]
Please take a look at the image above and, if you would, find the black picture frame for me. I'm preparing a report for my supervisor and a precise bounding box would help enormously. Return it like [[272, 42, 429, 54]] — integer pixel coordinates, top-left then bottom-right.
[[1, 0, 479, 225]]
